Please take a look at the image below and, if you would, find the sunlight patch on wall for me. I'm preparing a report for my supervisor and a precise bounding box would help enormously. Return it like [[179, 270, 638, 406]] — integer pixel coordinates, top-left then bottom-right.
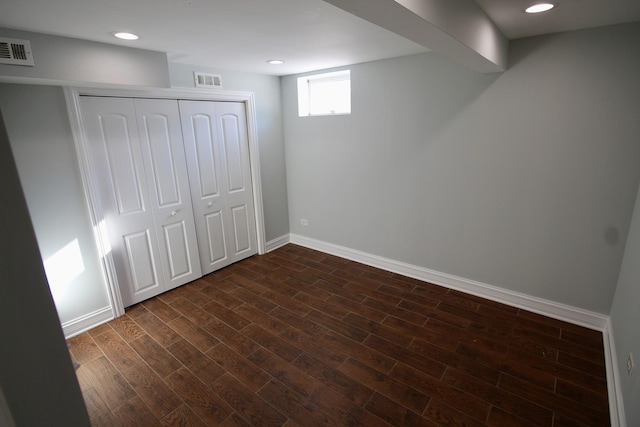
[[43, 238, 85, 300]]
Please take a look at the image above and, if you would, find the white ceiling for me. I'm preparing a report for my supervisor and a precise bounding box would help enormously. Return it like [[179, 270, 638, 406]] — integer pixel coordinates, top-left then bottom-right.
[[1, 0, 639, 76]]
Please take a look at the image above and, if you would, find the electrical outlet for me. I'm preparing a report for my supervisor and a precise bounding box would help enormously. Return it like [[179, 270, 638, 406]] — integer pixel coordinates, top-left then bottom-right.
[[627, 353, 634, 376], [300, 218, 308, 226]]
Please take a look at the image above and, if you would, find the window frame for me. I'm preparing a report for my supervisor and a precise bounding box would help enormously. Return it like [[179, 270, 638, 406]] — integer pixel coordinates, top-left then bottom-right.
[[297, 69, 351, 117]]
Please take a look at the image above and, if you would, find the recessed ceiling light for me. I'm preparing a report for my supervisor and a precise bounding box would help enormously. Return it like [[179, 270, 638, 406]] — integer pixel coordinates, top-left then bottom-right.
[[112, 32, 139, 40], [525, 3, 555, 13], [267, 60, 285, 65]]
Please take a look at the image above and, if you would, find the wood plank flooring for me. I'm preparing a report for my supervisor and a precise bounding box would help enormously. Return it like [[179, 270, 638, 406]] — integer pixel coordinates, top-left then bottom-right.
[[68, 244, 611, 426]]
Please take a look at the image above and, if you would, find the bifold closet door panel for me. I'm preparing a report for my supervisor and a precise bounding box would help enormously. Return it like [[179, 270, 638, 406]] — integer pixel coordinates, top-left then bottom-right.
[[215, 102, 257, 259], [79, 96, 165, 306], [179, 100, 228, 273], [133, 99, 202, 290], [179, 100, 257, 275]]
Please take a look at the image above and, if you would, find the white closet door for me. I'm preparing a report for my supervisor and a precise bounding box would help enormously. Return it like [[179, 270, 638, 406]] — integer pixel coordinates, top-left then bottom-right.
[[134, 99, 202, 291], [80, 96, 165, 306], [216, 102, 258, 262], [179, 101, 257, 274]]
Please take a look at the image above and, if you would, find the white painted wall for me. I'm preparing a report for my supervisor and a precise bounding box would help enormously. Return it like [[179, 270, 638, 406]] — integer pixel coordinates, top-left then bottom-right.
[[0, 109, 90, 426], [610, 181, 640, 425], [282, 22, 640, 314], [0, 84, 111, 325], [0, 27, 173, 329], [0, 26, 174, 331]]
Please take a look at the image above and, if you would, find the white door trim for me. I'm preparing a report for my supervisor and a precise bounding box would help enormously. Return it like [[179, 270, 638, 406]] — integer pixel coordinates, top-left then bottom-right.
[[64, 86, 266, 317]]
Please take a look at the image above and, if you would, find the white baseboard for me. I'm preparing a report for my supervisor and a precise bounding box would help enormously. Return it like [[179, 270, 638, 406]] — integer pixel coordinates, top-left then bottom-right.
[[289, 234, 608, 331], [603, 320, 626, 427], [266, 234, 290, 252], [62, 305, 114, 339], [288, 234, 623, 425]]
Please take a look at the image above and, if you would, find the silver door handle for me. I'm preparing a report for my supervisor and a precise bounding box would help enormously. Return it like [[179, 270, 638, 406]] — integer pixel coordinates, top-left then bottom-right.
[[171, 211, 177, 216]]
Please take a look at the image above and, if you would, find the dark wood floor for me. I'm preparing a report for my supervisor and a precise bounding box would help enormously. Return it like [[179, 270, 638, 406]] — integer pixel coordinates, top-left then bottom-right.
[[68, 244, 611, 426]]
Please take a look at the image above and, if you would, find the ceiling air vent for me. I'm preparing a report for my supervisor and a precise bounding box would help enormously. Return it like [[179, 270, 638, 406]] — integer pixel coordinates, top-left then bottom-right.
[[0, 37, 35, 66], [194, 71, 222, 89]]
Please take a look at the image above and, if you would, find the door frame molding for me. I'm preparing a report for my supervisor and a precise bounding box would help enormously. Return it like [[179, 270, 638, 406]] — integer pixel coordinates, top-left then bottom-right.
[[64, 86, 266, 317]]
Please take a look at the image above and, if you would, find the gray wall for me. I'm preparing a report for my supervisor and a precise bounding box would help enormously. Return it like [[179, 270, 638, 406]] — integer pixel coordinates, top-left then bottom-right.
[[282, 22, 640, 314], [0, 28, 169, 87], [0, 27, 173, 326], [610, 180, 640, 425], [0, 84, 110, 325], [169, 63, 289, 242], [0, 109, 91, 426], [0, 30, 289, 333]]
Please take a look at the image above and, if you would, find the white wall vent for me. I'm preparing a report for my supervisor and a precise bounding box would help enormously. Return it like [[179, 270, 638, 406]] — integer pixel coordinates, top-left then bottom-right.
[[0, 37, 35, 66], [194, 72, 222, 89]]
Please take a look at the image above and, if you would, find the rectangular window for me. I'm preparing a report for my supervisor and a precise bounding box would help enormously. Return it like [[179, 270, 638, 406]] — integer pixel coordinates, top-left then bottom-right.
[[297, 70, 351, 117]]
